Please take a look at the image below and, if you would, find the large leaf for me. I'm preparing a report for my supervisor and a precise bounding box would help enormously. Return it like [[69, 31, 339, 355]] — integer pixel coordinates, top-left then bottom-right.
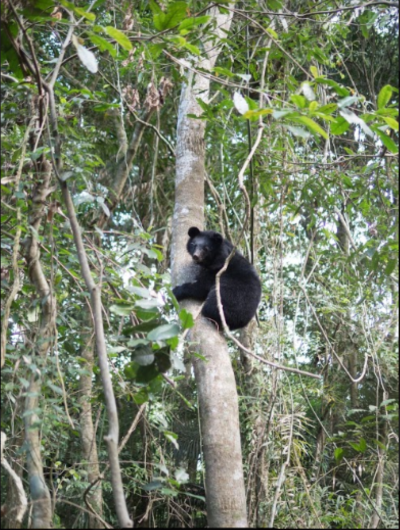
[[147, 323, 180, 341], [334, 447, 344, 462], [377, 84, 393, 109], [349, 438, 367, 453], [382, 116, 399, 132], [179, 15, 210, 33], [88, 33, 117, 57], [314, 77, 350, 97], [105, 26, 132, 50], [293, 116, 328, 139], [110, 304, 135, 316], [339, 109, 374, 138], [331, 116, 350, 135], [74, 7, 96, 21], [153, 2, 188, 31], [373, 127, 398, 153]]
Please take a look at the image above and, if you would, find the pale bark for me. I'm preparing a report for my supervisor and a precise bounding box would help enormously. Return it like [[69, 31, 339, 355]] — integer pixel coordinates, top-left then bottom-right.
[[369, 392, 388, 529], [1, 432, 28, 527], [171, 4, 248, 527], [78, 335, 104, 528], [24, 158, 54, 529], [59, 178, 133, 528]]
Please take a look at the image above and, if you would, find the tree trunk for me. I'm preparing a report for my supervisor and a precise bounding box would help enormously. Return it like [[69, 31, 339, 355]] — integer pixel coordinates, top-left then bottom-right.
[[23, 158, 54, 528], [171, 5, 248, 527], [78, 334, 104, 528]]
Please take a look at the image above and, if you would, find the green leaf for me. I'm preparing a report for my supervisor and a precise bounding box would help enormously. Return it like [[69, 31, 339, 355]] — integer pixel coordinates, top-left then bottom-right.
[[311, 111, 336, 122], [148, 43, 164, 59], [266, 27, 278, 39], [147, 323, 180, 341], [334, 447, 344, 462], [105, 26, 132, 50], [179, 15, 210, 33], [310, 65, 319, 78], [132, 346, 155, 366], [130, 286, 151, 298], [74, 7, 96, 21], [47, 382, 64, 395], [340, 173, 353, 187], [179, 309, 194, 329], [213, 66, 235, 78], [314, 77, 350, 97], [290, 94, 306, 108], [148, 0, 163, 15], [376, 108, 398, 117], [382, 116, 399, 132], [133, 388, 149, 405], [349, 438, 367, 453], [384, 259, 396, 276], [110, 304, 135, 316], [293, 116, 328, 139], [153, 2, 188, 31], [243, 108, 273, 120], [377, 85, 393, 109], [380, 398, 396, 407], [318, 103, 338, 115], [245, 96, 258, 111], [373, 128, 398, 153], [34, 0, 56, 9], [285, 125, 311, 139], [143, 480, 165, 491], [88, 33, 117, 57], [331, 116, 350, 135], [136, 364, 160, 383], [182, 41, 200, 55], [136, 299, 162, 310]]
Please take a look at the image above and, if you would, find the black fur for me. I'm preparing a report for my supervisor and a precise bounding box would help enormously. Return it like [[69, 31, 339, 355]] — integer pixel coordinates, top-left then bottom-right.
[[173, 227, 261, 330]]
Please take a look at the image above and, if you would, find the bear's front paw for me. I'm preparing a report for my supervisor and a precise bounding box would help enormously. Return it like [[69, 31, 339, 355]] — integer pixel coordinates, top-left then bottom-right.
[[172, 285, 184, 301]]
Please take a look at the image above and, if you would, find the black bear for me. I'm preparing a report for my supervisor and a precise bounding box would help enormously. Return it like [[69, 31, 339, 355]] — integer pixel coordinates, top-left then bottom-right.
[[173, 227, 261, 330]]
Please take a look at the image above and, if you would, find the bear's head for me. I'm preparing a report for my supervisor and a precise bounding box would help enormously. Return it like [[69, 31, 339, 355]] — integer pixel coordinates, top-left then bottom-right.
[[186, 226, 224, 267]]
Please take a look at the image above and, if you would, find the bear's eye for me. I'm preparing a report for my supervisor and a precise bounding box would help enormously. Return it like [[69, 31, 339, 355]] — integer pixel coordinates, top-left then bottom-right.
[[203, 246, 209, 252]]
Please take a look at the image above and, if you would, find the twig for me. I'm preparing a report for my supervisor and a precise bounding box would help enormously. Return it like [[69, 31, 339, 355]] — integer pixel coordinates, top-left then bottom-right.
[[1, 432, 28, 525], [301, 285, 369, 383], [118, 403, 147, 454], [1, 117, 35, 367]]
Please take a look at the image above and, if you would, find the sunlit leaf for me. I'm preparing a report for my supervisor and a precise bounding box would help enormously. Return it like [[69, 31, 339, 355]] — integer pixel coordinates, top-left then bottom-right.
[[105, 26, 132, 50], [373, 127, 398, 153], [334, 447, 344, 462], [294, 116, 328, 139], [74, 7, 96, 21], [290, 94, 306, 108], [179, 15, 210, 33], [88, 33, 117, 57], [382, 116, 399, 131], [331, 116, 350, 135], [377, 84, 393, 109]]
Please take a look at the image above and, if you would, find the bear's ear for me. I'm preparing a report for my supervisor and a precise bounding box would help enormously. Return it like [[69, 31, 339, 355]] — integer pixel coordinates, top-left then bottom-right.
[[212, 232, 223, 243], [188, 227, 200, 238]]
